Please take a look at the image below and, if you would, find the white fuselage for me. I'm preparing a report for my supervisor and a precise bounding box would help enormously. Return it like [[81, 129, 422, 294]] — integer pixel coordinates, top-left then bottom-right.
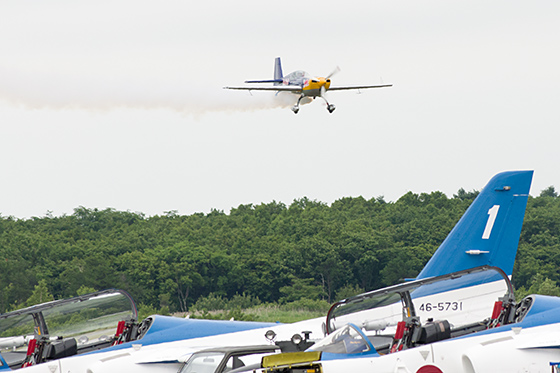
[[18, 317, 326, 373], [321, 322, 560, 373]]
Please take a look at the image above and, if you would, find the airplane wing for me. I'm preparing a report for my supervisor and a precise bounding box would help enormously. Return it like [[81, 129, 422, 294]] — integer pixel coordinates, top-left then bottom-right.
[[327, 84, 393, 91], [223, 86, 301, 92]]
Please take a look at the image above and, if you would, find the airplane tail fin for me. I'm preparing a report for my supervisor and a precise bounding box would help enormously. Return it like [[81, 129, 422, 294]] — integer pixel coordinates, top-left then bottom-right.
[[244, 57, 284, 85], [0, 352, 9, 371], [417, 170, 533, 279], [273, 57, 283, 85]]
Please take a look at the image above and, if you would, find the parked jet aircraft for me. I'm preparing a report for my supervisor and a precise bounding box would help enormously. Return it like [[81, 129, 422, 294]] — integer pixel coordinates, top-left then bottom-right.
[[0, 170, 533, 373], [0, 291, 277, 370], [223, 57, 392, 114], [242, 265, 560, 373]]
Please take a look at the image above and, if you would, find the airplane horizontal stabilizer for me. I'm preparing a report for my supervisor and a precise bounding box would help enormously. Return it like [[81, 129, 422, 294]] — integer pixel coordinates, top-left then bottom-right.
[[223, 86, 301, 92], [244, 79, 283, 84]]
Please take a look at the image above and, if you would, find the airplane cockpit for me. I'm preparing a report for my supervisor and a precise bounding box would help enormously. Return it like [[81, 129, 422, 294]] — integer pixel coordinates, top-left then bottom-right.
[[310, 324, 374, 355], [0, 290, 137, 369], [311, 266, 532, 357], [282, 70, 310, 85]]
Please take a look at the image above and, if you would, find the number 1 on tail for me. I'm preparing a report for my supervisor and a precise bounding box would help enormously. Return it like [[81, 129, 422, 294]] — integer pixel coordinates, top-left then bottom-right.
[[482, 205, 499, 239]]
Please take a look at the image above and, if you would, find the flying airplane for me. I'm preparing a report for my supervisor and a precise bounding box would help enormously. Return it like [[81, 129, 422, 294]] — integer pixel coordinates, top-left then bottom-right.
[[223, 57, 392, 114], [0, 170, 533, 373]]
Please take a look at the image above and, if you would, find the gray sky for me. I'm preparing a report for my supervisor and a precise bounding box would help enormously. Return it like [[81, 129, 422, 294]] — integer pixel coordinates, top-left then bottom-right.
[[1, 1, 559, 218]]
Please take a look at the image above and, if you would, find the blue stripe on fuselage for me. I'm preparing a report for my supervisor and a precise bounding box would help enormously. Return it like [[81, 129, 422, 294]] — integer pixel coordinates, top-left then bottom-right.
[[86, 316, 278, 354]]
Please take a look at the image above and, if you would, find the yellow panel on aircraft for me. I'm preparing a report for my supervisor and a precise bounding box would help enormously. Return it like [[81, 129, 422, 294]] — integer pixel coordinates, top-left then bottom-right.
[[262, 351, 322, 368]]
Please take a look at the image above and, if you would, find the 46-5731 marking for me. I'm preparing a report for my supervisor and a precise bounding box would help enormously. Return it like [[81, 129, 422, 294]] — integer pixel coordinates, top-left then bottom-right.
[[418, 302, 463, 312]]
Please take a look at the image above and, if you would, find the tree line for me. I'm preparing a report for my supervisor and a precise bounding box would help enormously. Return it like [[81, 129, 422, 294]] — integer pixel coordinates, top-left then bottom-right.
[[1, 186, 559, 315]]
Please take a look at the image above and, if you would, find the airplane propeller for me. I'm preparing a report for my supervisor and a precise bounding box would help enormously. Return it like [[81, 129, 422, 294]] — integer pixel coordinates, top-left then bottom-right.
[[320, 67, 339, 113], [326, 66, 340, 79]]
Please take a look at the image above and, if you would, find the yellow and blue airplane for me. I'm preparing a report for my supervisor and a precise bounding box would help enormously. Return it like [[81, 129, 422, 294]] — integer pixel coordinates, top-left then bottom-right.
[[224, 57, 392, 114]]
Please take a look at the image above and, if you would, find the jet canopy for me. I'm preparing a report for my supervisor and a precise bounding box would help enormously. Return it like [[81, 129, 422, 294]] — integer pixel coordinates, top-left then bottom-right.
[[311, 323, 373, 355], [283, 70, 311, 84], [0, 289, 137, 368], [322, 266, 515, 355]]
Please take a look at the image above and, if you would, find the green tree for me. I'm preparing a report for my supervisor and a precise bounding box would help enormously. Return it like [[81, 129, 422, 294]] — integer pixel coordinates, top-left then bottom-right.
[[335, 284, 364, 300], [279, 276, 325, 303], [540, 186, 558, 198], [76, 285, 97, 296], [25, 280, 54, 306], [516, 273, 560, 299]]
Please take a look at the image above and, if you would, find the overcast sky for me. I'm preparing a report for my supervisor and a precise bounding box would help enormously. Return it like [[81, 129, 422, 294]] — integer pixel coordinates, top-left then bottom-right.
[[0, 1, 558, 219]]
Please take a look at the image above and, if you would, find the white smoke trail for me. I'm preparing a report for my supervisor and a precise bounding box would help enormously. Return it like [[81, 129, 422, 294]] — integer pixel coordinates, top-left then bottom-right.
[[0, 0, 305, 115], [0, 65, 296, 114]]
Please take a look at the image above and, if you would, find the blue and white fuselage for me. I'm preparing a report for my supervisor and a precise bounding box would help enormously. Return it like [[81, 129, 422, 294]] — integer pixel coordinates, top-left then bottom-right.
[[313, 294, 560, 372]]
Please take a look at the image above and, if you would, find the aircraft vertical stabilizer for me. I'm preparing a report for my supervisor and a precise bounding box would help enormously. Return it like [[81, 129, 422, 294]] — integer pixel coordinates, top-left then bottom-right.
[[417, 170, 533, 279], [0, 353, 8, 372], [273, 57, 283, 85]]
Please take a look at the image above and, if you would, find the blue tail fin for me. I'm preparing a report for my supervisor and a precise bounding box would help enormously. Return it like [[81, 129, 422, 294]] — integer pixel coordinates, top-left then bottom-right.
[[417, 170, 533, 279], [243, 57, 284, 85], [273, 57, 283, 85], [0, 352, 10, 371]]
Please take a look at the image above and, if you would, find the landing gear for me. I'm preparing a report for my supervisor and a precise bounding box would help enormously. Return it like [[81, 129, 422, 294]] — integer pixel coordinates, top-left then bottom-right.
[[292, 94, 305, 114], [319, 87, 335, 114], [291, 92, 335, 114]]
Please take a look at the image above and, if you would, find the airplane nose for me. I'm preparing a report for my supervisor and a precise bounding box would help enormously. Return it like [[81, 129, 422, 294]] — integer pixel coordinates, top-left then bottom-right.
[[307, 77, 331, 91], [312, 78, 327, 85]]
